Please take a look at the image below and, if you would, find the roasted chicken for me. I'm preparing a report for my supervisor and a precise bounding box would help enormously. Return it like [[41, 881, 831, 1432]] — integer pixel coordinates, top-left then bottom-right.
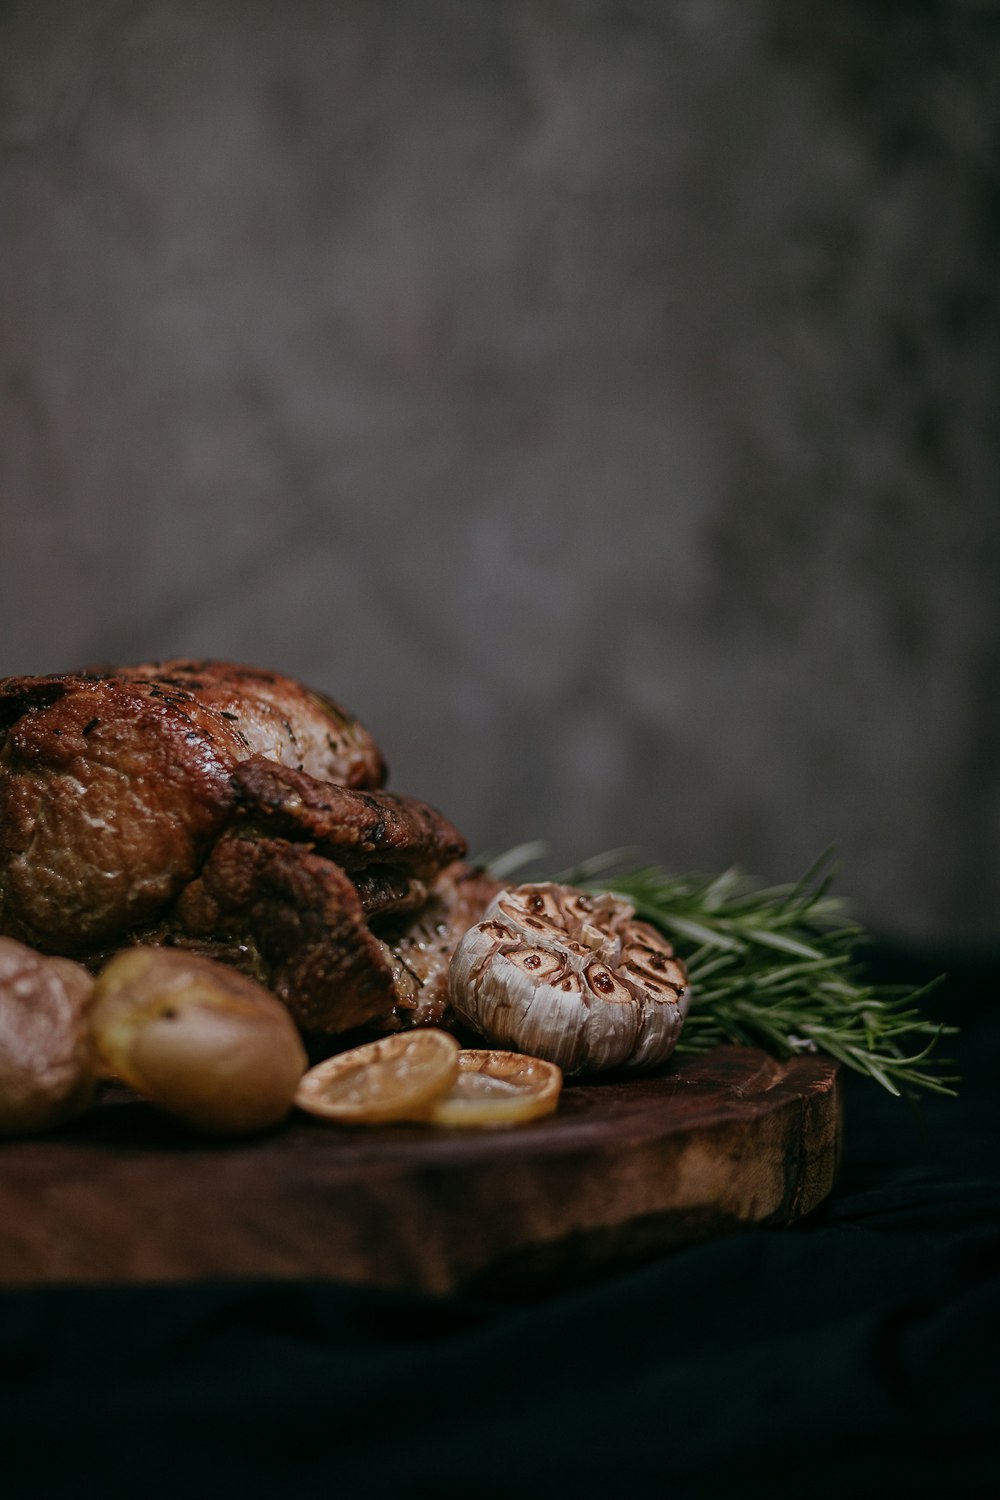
[[0, 660, 488, 1034]]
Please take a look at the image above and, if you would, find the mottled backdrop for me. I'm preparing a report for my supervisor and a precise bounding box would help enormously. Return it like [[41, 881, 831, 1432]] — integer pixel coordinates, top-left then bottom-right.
[[1, 0, 998, 941]]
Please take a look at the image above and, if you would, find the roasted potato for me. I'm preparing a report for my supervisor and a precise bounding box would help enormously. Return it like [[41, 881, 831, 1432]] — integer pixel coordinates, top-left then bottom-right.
[[91, 947, 308, 1134], [0, 937, 96, 1135]]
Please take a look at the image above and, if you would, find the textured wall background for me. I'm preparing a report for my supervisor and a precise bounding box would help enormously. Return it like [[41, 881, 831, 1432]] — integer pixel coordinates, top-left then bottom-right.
[[1, 0, 998, 941]]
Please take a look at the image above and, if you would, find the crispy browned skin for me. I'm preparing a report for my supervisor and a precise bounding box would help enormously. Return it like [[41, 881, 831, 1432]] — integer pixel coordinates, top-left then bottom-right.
[[351, 867, 430, 921], [171, 835, 399, 1032], [231, 757, 466, 877], [0, 658, 482, 1038], [375, 862, 503, 1029], [0, 661, 385, 953], [161, 769, 469, 1032], [108, 660, 387, 788]]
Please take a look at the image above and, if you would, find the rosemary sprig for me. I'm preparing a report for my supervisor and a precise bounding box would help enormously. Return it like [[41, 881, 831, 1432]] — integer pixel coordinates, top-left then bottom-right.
[[555, 851, 958, 1099]]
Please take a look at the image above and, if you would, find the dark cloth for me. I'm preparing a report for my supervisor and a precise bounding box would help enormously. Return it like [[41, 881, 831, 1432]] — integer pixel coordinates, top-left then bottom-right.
[[3, 948, 998, 1499]]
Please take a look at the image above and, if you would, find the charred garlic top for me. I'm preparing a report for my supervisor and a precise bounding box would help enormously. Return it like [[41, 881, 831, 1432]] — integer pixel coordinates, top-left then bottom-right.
[[448, 882, 690, 1074]]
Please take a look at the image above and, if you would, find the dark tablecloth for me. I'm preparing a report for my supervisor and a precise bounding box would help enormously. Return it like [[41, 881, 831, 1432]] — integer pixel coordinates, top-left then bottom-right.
[[3, 947, 998, 1498]]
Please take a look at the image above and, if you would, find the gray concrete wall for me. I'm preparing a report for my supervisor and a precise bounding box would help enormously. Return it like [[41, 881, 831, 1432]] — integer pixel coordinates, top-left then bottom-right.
[[2, 0, 998, 941]]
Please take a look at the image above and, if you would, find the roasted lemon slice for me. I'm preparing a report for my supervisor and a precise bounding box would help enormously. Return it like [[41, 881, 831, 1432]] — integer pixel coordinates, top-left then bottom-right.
[[295, 1030, 460, 1124], [425, 1049, 562, 1128]]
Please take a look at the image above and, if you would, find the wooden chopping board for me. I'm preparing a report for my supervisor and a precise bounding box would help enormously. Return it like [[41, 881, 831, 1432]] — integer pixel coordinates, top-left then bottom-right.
[[0, 1047, 841, 1297]]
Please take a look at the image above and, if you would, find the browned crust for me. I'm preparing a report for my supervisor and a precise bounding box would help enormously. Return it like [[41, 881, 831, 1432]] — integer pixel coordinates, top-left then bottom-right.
[[173, 834, 398, 1033], [0, 663, 387, 954], [378, 863, 504, 1029], [231, 757, 466, 876], [0, 678, 240, 951], [105, 660, 387, 789]]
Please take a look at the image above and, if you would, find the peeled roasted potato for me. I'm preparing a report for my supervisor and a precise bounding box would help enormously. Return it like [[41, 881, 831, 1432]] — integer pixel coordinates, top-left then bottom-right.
[[0, 936, 96, 1135], [90, 947, 308, 1134]]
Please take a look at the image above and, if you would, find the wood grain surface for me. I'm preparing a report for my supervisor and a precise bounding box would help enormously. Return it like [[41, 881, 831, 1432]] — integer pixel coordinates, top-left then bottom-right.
[[0, 1047, 842, 1296]]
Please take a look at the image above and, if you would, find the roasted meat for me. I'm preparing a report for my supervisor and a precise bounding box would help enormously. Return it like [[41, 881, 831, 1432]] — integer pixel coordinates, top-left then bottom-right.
[[167, 837, 397, 1031], [0, 660, 385, 954], [229, 758, 466, 884], [375, 862, 503, 1030], [166, 764, 468, 1031], [0, 659, 480, 1037]]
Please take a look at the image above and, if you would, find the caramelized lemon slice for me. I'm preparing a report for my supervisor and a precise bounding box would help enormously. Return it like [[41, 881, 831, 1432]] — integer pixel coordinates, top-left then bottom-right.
[[425, 1049, 562, 1128], [295, 1030, 460, 1124]]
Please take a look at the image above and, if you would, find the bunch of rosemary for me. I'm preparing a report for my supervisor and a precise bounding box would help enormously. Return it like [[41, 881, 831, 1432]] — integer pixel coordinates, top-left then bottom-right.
[[490, 846, 957, 1099]]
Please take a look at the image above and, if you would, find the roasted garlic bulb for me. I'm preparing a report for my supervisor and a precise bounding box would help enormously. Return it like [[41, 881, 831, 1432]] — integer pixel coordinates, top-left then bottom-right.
[[449, 882, 690, 1074]]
